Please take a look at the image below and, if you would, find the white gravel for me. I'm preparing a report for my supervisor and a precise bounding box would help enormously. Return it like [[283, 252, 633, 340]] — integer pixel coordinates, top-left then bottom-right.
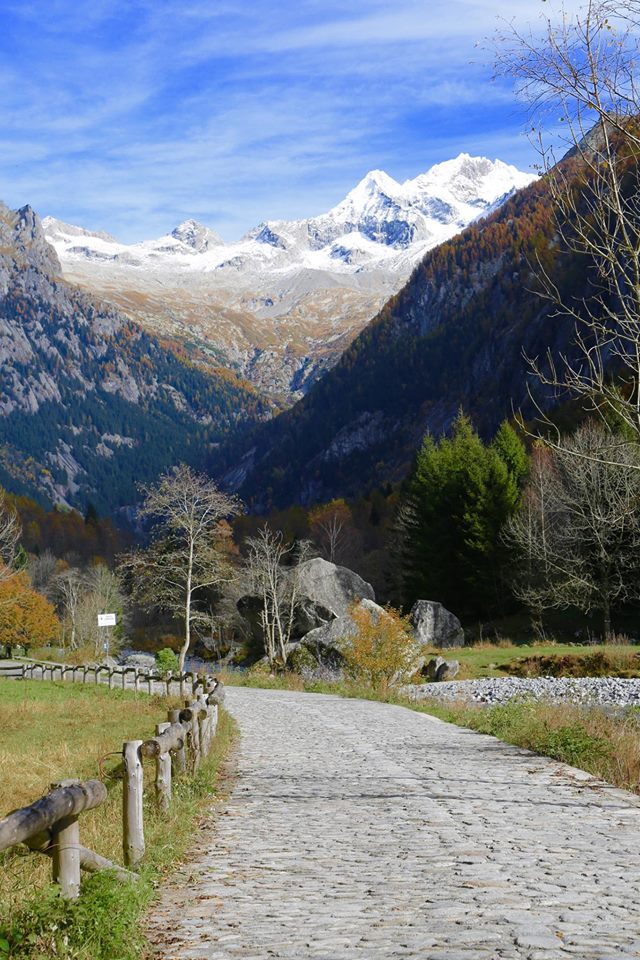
[[403, 675, 640, 707]]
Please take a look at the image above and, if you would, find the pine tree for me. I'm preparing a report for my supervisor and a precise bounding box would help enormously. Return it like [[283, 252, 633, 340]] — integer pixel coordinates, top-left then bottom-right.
[[400, 412, 528, 620]]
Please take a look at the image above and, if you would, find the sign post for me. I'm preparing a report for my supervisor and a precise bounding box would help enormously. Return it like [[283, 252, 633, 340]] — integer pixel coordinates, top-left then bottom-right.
[[98, 613, 117, 658]]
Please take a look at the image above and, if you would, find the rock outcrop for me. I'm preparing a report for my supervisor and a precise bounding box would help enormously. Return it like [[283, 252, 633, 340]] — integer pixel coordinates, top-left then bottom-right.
[[237, 558, 376, 652]]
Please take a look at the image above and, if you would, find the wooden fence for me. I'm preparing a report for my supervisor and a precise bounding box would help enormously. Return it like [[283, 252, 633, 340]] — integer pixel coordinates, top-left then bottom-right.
[[0, 675, 225, 899], [0, 658, 207, 698]]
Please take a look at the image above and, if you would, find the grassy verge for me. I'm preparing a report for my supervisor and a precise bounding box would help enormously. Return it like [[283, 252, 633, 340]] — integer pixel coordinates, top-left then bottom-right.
[[220, 668, 640, 795], [0, 680, 236, 960], [408, 698, 640, 792]]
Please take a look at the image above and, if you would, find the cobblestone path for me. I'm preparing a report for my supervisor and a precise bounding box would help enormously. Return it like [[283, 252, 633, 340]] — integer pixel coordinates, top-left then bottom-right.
[[150, 687, 640, 959]]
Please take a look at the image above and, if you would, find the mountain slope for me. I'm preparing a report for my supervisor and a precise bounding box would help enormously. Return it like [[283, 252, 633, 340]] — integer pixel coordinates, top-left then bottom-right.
[[44, 156, 535, 399], [221, 171, 585, 509], [0, 202, 268, 513]]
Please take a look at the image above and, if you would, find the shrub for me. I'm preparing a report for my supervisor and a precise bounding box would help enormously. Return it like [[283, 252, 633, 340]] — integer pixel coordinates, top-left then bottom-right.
[[342, 603, 418, 692], [155, 647, 179, 677]]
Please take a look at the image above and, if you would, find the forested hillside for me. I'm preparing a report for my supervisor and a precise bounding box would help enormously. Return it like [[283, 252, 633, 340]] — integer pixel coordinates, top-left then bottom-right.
[[0, 202, 270, 513], [223, 166, 589, 509]]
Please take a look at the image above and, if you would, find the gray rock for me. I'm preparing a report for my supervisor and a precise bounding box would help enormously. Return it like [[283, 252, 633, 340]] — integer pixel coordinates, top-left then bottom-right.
[[424, 656, 460, 681], [121, 652, 156, 670], [293, 558, 375, 618], [238, 559, 375, 648], [301, 598, 387, 662], [435, 659, 459, 681], [424, 656, 446, 680], [410, 600, 464, 649]]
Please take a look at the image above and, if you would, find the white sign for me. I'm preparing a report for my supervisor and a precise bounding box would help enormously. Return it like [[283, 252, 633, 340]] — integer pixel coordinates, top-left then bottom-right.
[[98, 613, 117, 627]]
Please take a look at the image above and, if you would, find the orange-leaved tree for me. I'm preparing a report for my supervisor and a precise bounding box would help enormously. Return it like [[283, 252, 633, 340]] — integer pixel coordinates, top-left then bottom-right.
[[0, 571, 60, 656]]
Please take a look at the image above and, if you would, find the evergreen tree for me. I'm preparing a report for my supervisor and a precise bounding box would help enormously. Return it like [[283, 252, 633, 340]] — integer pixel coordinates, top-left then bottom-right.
[[400, 412, 527, 620], [492, 421, 528, 491]]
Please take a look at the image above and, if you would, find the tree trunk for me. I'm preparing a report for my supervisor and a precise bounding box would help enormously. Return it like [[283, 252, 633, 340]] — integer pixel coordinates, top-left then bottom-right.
[[179, 541, 194, 674], [602, 595, 612, 643]]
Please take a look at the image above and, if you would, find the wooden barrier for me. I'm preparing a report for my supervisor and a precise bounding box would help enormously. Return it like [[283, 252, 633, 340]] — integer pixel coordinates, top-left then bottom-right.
[[0, 778, 118, 900], [0, 679, 224, 899], [120, 682, 225, 867], [3, 657, 207, 701]]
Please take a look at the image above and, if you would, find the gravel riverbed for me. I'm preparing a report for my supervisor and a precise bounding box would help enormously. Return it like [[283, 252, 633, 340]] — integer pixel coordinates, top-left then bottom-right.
[[403, 675, 640, 707]]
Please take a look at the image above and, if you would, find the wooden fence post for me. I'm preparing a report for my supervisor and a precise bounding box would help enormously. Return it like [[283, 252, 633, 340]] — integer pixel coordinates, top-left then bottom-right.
[[196, 695, 210, 756], [167, 709, 186, 774], [155, 722, 171, 813], [134, 669, 141, 694], [50, 779, 81, 900], [122, 740, 145, 867], [165, 671, 172, 697], [147, 672, 154, 696], [121, 668, 127, 691], [184, 701, 201, 771]]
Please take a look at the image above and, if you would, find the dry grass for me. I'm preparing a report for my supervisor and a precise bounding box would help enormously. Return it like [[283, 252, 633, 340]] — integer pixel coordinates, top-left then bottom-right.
[[0, 680, 182, 916], [0, 678, 236, 959]]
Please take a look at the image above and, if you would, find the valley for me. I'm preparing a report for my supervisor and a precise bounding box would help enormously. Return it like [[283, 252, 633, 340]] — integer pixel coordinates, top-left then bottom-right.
[[44, 155, 534, 400]]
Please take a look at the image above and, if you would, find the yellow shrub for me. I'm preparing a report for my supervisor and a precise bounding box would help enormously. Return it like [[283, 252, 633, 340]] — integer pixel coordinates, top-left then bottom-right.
[[342, 602, 417, 692]]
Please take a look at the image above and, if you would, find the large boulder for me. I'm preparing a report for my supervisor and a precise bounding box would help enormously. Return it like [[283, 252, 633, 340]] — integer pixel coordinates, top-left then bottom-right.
[[301, 598, 386, 663], [121, 652, 156, 670], [237, 593, 335, 646], [237, 559, 375, 648], [410, 600, 464, 649], [294, 558, 375, 619]]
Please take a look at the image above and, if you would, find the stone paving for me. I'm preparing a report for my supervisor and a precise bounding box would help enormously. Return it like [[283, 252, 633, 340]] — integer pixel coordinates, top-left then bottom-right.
[[149, 687, 640, 959]]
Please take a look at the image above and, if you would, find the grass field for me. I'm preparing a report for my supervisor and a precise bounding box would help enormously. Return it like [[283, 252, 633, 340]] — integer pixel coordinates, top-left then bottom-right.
[[446, 642, 640, 679], [0, 679, 236, 960]]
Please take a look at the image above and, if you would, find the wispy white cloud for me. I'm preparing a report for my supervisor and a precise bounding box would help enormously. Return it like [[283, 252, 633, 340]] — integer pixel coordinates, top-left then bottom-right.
[[0, 0, 573, 240]]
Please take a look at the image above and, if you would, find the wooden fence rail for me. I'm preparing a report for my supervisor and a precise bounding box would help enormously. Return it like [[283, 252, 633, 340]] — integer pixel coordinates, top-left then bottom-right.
[[0, 677, 225, 898], [0, 658, 210, 699]]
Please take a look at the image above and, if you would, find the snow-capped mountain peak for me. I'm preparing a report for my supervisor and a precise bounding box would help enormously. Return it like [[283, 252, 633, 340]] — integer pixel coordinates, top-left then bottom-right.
[[43, 154, 536, 397], [42, 216, 116, 244], [406, 153, 533, 207], [171, 219, 224, 252]]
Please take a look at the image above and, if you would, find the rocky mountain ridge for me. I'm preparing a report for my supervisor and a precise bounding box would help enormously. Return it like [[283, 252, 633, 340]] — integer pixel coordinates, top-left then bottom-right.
[[44, 155, 535, 399], [218, 166, 590, 509], [0, 200, 268, 511]]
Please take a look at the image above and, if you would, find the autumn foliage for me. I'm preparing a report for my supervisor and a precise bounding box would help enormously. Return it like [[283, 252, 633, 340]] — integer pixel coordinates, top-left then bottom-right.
[[342, 602, 417, 692], [0, 570, 60, 652]]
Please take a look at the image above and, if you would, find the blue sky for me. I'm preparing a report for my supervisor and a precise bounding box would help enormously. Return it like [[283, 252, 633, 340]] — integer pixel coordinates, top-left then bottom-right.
[[0, 0, 575, 241]]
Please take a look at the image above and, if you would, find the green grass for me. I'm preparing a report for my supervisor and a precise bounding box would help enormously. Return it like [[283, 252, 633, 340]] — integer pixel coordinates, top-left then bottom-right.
[[428, 642, 640, 679], [0, 680, 236, 960]]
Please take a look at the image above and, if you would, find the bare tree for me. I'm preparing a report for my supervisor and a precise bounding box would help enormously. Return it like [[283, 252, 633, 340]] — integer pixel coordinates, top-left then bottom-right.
[[78, 566, 126, 658], [504, 422, 640, 637], [496, 1, 640, 453], [29, 550, 59, 599], [120, 465, 241, 672], [55, 568, 85, 651], [244, 526, 312, 668], [0, 496, 20, 584], [309, 500, 352, 564]]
